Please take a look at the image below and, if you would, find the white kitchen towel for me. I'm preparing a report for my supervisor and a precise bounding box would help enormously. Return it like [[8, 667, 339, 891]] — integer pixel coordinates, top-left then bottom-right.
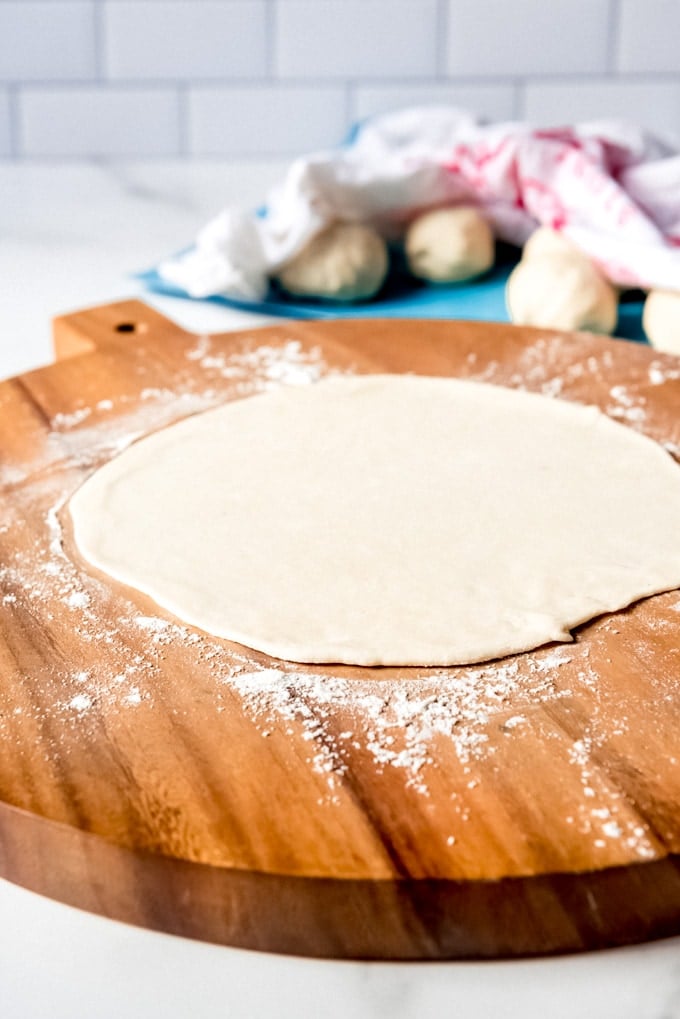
[[159, 108, 680, 302]]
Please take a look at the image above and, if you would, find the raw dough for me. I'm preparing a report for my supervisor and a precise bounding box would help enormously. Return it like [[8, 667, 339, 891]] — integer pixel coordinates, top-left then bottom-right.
[[276, 222, 388, 302], [522, 227, 582, 263], [643, 289, 680, 354], [70, 375, 680, 668], [405, 206, 494, 283], [506, 251, 618, 334]]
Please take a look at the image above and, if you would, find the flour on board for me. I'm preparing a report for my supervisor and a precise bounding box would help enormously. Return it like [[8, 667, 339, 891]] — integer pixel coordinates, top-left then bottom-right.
[[0, 333, 676, 865]]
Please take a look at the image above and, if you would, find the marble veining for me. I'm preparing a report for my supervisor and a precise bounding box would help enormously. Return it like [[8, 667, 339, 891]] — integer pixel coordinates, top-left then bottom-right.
[[0, 161, 285, 380]]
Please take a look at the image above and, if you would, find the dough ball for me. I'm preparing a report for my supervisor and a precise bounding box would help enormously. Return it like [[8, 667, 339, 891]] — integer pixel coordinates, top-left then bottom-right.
[[405, 206, 495, 283], [276, 222, 388, 302], [643, 290, 680, 354], [522, 227, 583, 263], [506, 255, 618, 334]]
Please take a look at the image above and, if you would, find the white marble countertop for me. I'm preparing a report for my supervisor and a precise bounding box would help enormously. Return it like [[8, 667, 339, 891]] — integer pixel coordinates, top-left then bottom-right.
[[1, 160, 679, 1019], [0, 160, 286, 380]]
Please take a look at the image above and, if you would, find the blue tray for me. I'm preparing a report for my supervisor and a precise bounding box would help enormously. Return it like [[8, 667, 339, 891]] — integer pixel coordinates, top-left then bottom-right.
[[139, 245, 647, 343]]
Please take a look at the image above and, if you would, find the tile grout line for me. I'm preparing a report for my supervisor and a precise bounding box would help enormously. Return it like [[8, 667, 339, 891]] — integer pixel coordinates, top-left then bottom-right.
[[513, 79, 525, 121], [177, 83, 189, 158], [7, 83, 20, 159], [607, 0, 622, 76], [15, 72, 675, 92], [93, 0, 105, 81], [435, 0, 449, 78], [264, 0, 277, 81]]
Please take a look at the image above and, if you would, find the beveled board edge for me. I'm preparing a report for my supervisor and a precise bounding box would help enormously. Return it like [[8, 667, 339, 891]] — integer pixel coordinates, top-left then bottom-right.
[[3, 797, 680, 959]]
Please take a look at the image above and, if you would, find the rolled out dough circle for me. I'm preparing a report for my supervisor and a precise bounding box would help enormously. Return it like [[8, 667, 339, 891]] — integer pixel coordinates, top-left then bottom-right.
[[70, 375, 680, 667]]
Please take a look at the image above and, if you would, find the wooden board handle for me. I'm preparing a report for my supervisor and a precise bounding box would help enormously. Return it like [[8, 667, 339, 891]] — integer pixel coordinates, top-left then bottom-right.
[[52, 299, 192, 361]]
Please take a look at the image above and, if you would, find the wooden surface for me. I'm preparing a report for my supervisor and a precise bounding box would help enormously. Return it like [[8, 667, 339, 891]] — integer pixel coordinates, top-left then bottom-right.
[[2, 299, 680, 959]]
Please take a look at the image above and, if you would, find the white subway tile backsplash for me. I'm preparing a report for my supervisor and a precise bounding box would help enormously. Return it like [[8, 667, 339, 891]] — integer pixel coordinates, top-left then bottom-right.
[[104, 1, 267, 80], [19, 87, 180, 157], [189, 86, 347, 155], [617, 0, 680, 74], [353, 83, 517, 122], [275, 1, 438, 79], [524, 79, 680, 143], [1, 0, 680, 160], [0, 90, 11, 156], [446, 0, 610, 76], [0, 2, 95, 82]]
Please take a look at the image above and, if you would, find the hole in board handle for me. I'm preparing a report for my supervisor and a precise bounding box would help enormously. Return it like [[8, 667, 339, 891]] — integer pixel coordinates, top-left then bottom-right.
[[115, 322, 136, 334]]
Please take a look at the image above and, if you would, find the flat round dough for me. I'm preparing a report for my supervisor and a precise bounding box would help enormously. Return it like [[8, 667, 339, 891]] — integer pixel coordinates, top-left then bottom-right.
[[70, 375, 680, 667]]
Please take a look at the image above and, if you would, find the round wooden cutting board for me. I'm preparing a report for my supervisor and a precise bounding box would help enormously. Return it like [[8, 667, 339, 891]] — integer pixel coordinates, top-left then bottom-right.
[[1, 300, 680, 960]]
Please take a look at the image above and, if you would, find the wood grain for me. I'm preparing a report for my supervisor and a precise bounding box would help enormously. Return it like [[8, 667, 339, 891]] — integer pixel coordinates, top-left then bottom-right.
[[1, 299, 680, 958]]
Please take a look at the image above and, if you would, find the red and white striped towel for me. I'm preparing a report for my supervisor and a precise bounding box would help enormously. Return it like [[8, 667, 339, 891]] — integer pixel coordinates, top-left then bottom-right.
[[160, 107, 680, 301]]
